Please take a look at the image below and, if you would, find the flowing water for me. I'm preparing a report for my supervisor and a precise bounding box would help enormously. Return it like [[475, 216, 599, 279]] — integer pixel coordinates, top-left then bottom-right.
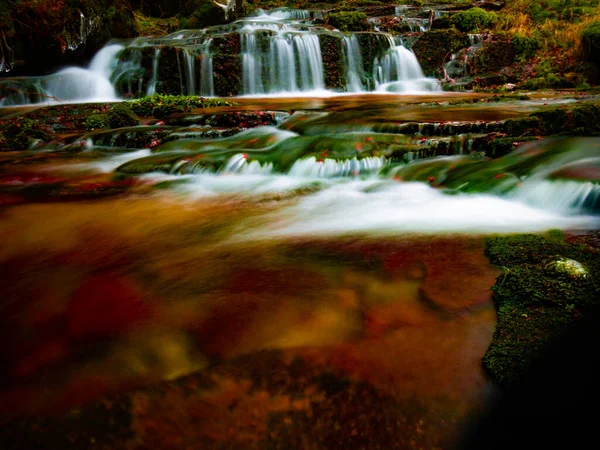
[[1, 5, 600, 450]]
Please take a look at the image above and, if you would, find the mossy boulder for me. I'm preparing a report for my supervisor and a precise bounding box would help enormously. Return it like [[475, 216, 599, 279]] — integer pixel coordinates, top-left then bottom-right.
[[483, 232, 600, 388], [531, 101, 600, 135], [108, 103, 140, 129], [412, 29, 470, 77], [502, 117, 541, 137], [485, 136, 540, 157], [85, 114, 110, 131], [326, 12, 370, 32], [470, 38, 517, 76]]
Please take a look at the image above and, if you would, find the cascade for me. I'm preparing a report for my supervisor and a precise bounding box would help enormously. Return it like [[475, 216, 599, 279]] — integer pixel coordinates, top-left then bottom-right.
[[341, 35, 365, 92], [0, 44, 122, 106], [444, 34, 484, 80], [0, 6, 442, 105]]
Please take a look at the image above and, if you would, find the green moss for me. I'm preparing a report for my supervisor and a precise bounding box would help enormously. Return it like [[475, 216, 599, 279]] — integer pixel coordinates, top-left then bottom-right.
[[483, 232, 600, 387], [85, 114, 110, 131], [107, 103, 140, 129], [450, 8, 497, 33], [470, 39, 516, 76], [511, 33, 541, 62], [412, 29, 470, 77], [486, 136, 540, 157], [129, 95, 235, 117], [326, 12, 370, 32], [503, 117, 541, 137], [531, 100, 600, 135], [530, 0, 597, 24]]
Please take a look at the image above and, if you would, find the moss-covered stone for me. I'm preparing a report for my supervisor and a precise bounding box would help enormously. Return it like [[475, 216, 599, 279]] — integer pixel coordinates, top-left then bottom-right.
[[483, 232, 600, 388], [85, 114, 110, 131], [470, 39, 517, 76], [412, 29, 470, 77], [326, 11, 370, 32], [502, 116, 541, 137], [531, 100, 600, 135], [320, 34, 345, 91], [485, 136, 540, 157], [108, 103, 140, 129]]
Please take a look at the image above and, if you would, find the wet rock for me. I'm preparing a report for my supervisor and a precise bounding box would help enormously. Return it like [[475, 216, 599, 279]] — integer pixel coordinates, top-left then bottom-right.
[[413, 29, 470, 77], [320, 34, 345, 91], [205, 111, 277, 128], [483, 232, 600, 388], [470, 38, 516, 76], [3, 0, 135, 76]]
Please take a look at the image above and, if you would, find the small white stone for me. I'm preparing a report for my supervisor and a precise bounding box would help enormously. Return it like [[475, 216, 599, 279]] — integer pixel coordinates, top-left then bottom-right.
[[549, 258, 588, 278]]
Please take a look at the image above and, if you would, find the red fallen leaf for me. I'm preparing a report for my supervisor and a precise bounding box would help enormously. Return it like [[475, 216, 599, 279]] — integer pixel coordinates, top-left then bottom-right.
[[393, 175, 403, 181], [494, 173, 505, 179], [355, 143, 362, 151], [428, 176, 435, 182], [365, 136, 373, 142], [317, 158, 324, 163]]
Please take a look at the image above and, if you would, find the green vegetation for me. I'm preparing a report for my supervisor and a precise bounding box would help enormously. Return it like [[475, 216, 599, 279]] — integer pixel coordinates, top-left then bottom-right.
[[326, 12, 370, 32], [134, 10, 180, 36], [483, 232, 600, 387], [511, 33, 541, 61], [451, 8, 498, 32], [107, 103, 140, 129], [85, 114, 110, 131], [129, 95, 236, 118], [0, 116, 52, 151]]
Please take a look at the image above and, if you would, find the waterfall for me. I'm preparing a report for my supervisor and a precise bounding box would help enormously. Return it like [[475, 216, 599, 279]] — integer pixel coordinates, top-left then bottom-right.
[[289, 156, 387, 178], [0, 44, 122, 106], [147, 48, 161, 96], [183, 49, 196, 95], [294, 34, 324, 91], [199, 39, 215, 96], [1, 5, 442, 105], [373, 37, 439, 92], [341, 35, 365, 92], [242, 32, 264, 94]]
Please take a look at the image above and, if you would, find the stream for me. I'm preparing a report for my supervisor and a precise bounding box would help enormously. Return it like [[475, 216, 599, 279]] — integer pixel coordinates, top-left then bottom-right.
[[1, 5, 599, 450]]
